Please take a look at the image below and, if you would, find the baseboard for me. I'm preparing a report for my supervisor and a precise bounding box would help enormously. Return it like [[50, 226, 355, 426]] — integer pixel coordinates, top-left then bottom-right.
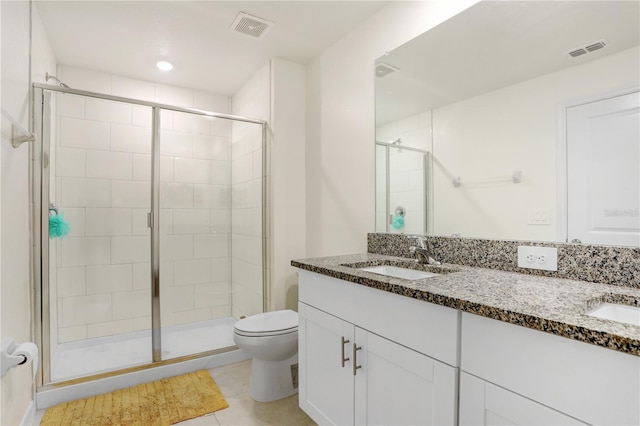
[[20, 400, 36, 426]]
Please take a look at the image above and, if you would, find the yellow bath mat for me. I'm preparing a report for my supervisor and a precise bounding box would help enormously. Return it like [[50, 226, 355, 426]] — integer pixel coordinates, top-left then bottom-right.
[[41, 370, 229, 426]]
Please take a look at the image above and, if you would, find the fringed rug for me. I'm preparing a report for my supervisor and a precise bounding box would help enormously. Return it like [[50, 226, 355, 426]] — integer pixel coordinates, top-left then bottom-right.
[[41, 370, 228, 425]]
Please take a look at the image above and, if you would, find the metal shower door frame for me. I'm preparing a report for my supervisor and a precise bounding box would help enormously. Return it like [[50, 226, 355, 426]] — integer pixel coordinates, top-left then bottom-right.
[[32, 83, 268, 389]]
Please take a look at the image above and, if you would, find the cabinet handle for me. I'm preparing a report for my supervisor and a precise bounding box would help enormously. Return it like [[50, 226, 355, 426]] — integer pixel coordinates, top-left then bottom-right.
[[341, 337, 350, 367], [352, 343, 362, 376]]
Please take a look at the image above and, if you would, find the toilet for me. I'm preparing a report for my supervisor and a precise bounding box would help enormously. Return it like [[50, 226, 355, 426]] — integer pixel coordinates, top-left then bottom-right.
[[233, 309, 299, 402]]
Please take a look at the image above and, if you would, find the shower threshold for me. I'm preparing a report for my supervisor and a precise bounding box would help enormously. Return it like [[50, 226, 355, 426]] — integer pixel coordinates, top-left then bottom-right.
[[51, 316, 236, 383]]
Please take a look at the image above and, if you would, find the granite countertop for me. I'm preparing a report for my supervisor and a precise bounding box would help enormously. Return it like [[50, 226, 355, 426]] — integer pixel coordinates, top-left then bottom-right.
[[291, 253, 640, 356]]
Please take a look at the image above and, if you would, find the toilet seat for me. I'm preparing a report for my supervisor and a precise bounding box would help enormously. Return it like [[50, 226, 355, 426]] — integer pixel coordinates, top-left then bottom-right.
[[234, 310, 298, 337]]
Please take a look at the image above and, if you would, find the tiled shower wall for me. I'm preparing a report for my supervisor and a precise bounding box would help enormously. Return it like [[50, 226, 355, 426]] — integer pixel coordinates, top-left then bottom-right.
[[375, 111, 432, 234], [230, 62, 269, 318], [52, 66, 234, 344]]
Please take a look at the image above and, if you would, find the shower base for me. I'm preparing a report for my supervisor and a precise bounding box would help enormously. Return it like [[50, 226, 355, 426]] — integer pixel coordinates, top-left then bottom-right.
[[51, 316, 237, 382]]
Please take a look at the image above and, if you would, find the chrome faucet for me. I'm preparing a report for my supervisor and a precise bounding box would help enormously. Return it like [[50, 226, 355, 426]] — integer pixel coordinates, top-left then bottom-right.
[[409, 236, 441, 265]]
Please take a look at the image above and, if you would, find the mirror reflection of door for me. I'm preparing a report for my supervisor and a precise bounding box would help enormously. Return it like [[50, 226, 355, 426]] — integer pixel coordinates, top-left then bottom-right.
[[567, 91, 640, 246]]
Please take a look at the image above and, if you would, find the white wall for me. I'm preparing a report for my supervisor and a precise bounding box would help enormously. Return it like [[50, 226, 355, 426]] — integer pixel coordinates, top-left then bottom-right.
[[432, 46, 640, 241], [1, 2, 56, 424], [305, 0, 478, 257], [231, 58, 306, 313]]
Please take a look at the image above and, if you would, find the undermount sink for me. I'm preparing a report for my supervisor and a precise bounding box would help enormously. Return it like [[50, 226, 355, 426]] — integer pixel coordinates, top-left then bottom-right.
[[358, 265, 438, 280], [586, 303, 640, 327]]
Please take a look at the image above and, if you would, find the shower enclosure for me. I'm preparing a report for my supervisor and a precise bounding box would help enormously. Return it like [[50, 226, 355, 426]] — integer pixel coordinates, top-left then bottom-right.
[[32, 84, 267, 388], [375, 141, 429, 234]]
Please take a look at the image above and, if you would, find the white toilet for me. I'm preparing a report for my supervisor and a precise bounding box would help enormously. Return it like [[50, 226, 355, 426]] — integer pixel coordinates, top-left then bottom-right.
[[233, 309, 299, 402]]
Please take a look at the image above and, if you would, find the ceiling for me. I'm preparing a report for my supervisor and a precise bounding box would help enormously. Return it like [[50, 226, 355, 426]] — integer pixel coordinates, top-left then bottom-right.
[[36, 1, 389, 95], [376, 1, 640, 125]]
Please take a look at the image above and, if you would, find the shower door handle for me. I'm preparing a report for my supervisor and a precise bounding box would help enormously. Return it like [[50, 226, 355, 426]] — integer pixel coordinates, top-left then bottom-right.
[[147, 212, 153, 228], [341, 337, 350, 367]]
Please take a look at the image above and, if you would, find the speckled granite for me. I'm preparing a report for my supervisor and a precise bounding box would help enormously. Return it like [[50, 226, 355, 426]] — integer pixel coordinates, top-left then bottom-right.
[[367, 233, 640, 289], [291, 253, 640, 356]]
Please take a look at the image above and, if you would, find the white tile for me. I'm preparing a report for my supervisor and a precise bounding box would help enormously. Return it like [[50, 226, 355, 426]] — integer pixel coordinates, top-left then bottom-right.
[[112, 290, 151, 320], [131, 209, 151, 236], [86, 150, 132, 180], [232, 155, 252, 184], [56, 94, 85, 119], [193, 234, 229, 259], [62, 294, 112, 327], [86, 264, 132, 294], [56, 147, 86, 177], [85, 98, 132, 125], [160, 130, 192, 157], [193, 135, 230, 161], [252, 149, 262, 179], [172, 308, 212, 325], [173, 209, 210, 234], [111, 124, 152, 154], [194, 284, 230, 308], [59, 67, 111, 93], [111, 236, 150, 264], [210, 118, 232, 137], [160, 110, 174, 130], [211, 305, 232, 319], [211, 161, 230, 185], [160, 209, 173, 234], [161, 286, 194, 313], [160, 156, 174, 182], [60, 117, 110, 150], [112, 75, 155, 102], [111, 180, 151, 208], [210, 210, 231, 234], [160, 183, 193, 208], [87, 319, 134, 339], [174, 259, 210, 285], [160, 235, 193, 260], [160, 261, 174, 286], [132, 106, 152, 128], [132, 263, 151, 290], [61, 208, 85, 237], [211, 258, 231, 283], [193, 92, 229, 113], [231, 208, 251, 235], [132, 154, 173, 182], [60, 237, 110, 266], [173, 111, 210, 134], [194, 185, 229, 209], [57, 267, 86, 297], [231, 182, 251, 209], [155, 84, 193, 108], [133, 317, 151, 331], [59, 326, 87, 343]]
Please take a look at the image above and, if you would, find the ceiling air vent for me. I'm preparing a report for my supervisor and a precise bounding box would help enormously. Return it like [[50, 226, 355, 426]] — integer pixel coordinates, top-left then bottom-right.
[[375, 63, 399, 78], [566, 39, 607, 58], [230, 12, 273, 40]]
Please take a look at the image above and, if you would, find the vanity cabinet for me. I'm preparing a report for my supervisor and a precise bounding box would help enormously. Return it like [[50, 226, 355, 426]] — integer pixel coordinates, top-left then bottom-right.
[[460, 313, 639, 426], [297, 270, 459, 425]]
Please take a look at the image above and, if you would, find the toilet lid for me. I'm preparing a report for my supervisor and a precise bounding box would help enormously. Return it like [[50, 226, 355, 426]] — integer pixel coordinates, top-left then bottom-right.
[[234, 310, 298, 337]]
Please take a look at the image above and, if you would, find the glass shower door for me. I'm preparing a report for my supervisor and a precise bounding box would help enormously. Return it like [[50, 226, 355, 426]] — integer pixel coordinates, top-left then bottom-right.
[[43, 89, 153, 382]]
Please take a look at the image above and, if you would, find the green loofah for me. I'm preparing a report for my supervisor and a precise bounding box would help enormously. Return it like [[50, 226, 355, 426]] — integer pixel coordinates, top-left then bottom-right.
[[391, 215, 405, 229], [49, 213, 71, 239]]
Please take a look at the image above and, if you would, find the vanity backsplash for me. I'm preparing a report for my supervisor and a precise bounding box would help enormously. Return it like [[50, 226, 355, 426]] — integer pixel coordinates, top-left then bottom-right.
[[368, 233, 640, 289]]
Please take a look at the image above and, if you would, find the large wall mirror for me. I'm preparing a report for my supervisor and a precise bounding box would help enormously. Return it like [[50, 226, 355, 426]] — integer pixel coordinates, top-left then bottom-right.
[[375, 0, 639, 247]]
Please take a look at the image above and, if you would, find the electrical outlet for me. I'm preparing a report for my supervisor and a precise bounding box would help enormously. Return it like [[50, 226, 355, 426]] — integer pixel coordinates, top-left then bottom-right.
[[517, 246, 558, 271], [528, 208, 551, 225]]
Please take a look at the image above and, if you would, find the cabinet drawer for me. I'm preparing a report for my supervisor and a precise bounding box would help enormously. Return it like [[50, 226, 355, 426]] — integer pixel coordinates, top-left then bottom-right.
[[298, 269, 459, 366], [461, 312, 640, 425]]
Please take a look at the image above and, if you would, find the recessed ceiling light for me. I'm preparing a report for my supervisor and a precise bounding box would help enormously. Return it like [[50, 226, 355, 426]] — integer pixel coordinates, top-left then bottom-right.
[[156, 61, 173, 71]]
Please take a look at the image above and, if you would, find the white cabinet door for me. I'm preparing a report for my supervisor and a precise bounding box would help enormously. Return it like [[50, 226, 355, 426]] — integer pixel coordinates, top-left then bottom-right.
[[460, 372, 586, 426], [354, 328, 458, 426], [299, 303, 355, 425]]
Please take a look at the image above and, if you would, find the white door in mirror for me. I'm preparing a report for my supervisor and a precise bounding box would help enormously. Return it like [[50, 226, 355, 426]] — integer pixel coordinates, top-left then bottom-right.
[[517, 246, 558, 271]]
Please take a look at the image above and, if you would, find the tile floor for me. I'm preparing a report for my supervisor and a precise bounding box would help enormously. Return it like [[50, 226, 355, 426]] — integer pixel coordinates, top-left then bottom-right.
[[35, 360, 316, 426]]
